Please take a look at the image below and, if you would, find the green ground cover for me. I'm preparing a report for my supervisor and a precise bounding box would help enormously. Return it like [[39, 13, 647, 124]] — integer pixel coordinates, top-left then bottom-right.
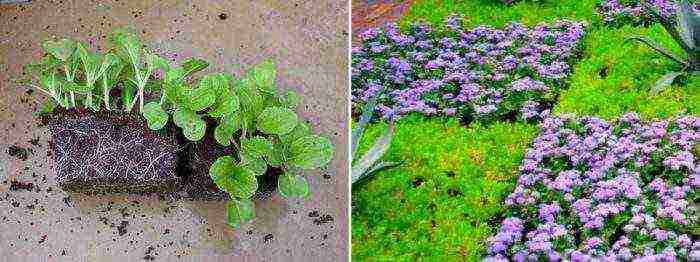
[[352, 0, 699, 260]]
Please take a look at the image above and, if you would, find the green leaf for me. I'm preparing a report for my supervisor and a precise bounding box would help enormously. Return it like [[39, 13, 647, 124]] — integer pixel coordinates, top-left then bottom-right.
[[61, 81, 92, 93], [147, 53, 171, 72], [289, 135, 334, 170], [214, 113, 241, 146], [652, 72, 683, 94], [241, 136, 273, 159], [209, 90, 240, 117], [181, 58, 209, 78], [187, 83, 216, 111], [278, 172, 310, 198], [267, 142, 286, 167], [42, 39, 76, 61], [226, 198, 254, 229], [209, 156, 258, 198], [249, 59, 276, 94], [234, 80, 264, 131], [240, 152, 268, 176], [110, 29, 142, 70], [142, 101, 169, 130], [280, 121, 311, 144], [121, 80, 137, 108], [34, 100, 56, 117], [173, 108, 206, 141], [280, 90, 301, 108], [257, 107, 298, 135]]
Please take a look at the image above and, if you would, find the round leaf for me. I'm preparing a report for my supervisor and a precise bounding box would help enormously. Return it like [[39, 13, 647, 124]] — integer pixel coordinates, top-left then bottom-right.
[[214, 113, 241, 146], [240, 153, 268, 176], [209, 156, 258, 198], [242, 137, 273, 159], [142, 101, 169, 130], [289, 135, 334, 170], [278, 173, 310, 198], [42, 39, 76, 61], [257, 107, 298, 135], [174, 108, 206, 141], [226, 198, 254, 229]]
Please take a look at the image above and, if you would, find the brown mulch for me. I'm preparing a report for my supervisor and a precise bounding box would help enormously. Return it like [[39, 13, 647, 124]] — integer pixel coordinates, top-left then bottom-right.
[[351, 0, 414, 45]]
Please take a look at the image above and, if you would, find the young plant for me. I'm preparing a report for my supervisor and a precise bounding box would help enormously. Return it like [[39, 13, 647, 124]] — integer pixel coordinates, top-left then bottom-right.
[[145, 58, 334, 228], [350, 97, 402, 185], [629, 0, 699, 92]]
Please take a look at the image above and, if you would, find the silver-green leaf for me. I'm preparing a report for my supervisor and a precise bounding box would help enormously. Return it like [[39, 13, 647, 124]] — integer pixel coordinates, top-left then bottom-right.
[[289, 135, 334, 170], [142, 101, 169, 130]]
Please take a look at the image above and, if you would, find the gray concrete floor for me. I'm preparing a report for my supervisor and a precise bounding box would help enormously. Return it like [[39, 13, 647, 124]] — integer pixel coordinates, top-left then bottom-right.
[[0, 1, 349, 261]]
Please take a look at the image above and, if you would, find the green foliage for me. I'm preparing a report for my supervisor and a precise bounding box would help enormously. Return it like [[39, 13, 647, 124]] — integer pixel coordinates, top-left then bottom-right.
[[142, 101, 168, 130], [22, 30, 334, 231], [353, 0, 698, 260], [278, 172, 311, 198]]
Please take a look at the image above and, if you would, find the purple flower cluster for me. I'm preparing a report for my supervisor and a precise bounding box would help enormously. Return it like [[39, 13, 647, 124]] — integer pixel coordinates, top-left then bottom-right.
[[487, 112, 699, 260], [351, 16, 586, 121], [597, 0, 682, 26]]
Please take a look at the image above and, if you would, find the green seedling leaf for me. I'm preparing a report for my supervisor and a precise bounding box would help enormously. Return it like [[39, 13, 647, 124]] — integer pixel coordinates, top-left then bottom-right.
[[289, 135, 333, 170], [110, 29, 142, 68], [181, 58, 209, 78], [278, 172, 310, 198], [142, 101, 169, 130], [249, 59, 276, 95], [257, 107, 298, 135], [280, 90, 301, 108], [62, 80, 92, 93], [240, 152, 267, 176], [226, 198, 254, 229], [147, 52, 170, 72], [209, 156, 258, 198], [234, 80, 264, 132], [241, 136, 273, 159], [214, 112, 242, 146], [280, 121, 311, 144], [209, 90, 240, 117], [174, 108, 206, 141], [267, 142, 286, 168], [34, 100, 56, 117], [187, 84, 216, 111], [42, 39, 76, 61]]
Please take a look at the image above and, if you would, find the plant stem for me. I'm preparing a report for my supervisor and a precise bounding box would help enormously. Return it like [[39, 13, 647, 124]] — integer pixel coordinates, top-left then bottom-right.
[[103, 79, 111, 110]]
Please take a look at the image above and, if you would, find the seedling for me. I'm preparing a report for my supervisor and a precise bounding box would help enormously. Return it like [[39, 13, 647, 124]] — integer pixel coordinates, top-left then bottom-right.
[[20, 29, 335, 229]]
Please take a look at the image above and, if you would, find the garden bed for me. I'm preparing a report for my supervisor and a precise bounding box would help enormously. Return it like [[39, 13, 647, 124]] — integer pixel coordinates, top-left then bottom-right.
[[352, 16, 586, 123], [486, 112, 699, 260]]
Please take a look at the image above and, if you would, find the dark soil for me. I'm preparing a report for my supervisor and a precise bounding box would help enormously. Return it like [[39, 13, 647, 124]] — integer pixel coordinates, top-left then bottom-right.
[[47, 108, 184, 194], [7, 144, 33, 161], [180, 118, 235, 200]]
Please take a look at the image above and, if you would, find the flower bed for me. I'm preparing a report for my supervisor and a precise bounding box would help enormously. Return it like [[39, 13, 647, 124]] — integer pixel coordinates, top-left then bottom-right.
[[351, 16, 586, 123], [596, 0, 679, 26], [486, 112, 699, 260]]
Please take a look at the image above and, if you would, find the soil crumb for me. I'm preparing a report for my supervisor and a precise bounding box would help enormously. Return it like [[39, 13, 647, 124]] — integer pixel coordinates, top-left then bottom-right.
[[7, 144, 33, 161]]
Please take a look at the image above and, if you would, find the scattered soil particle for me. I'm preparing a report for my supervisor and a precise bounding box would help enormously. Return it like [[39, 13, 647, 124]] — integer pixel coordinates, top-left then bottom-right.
[[10, 181, 34, 191], [313, 214, 334, 226], [264, 233, 274, 243], [218, 13, 227, 20], [308, 210, 320, 218], [28, 137, 41, 146], [38, 234, 47, 244], [7, 144, 33, 161], [117, 221, 129, 236]]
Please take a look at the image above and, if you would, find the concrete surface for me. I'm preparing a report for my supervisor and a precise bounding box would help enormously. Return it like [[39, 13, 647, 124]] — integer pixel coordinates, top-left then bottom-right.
[[0, 1, 349, 261]]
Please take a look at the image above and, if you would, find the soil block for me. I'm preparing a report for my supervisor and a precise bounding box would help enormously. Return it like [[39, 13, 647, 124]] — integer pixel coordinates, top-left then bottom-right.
[[181, 118, 235, 200], [47, 109, 183, 194]]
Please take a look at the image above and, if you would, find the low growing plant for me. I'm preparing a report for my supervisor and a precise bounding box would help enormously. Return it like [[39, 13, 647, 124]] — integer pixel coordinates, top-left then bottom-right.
[[20, 29, 334, 229], [628, 0, 699, 92], [352, 15, 586, 123], [486, 112, 699, 260]]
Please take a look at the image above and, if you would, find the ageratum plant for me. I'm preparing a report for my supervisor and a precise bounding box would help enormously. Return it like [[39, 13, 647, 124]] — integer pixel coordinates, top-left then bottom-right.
[[597, 0, 680, 26], [628, 0, 699, 92], [20, 29, 334, 229], [485, 112, 699, 261], [351, 15, 586, 123]]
